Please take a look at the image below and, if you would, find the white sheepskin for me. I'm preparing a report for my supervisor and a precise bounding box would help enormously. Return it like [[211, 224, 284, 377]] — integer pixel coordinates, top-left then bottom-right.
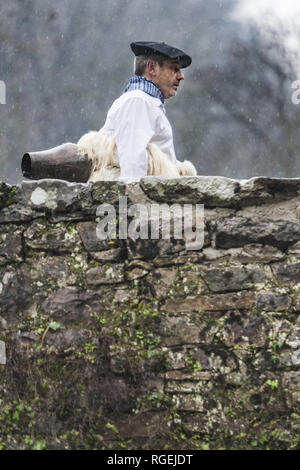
[[176, 159, 197, 176], [77, 130, 197, 182]]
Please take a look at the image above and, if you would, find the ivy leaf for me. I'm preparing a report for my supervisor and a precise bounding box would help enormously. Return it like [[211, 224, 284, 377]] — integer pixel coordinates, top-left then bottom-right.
[[49, 321, 61, 331]]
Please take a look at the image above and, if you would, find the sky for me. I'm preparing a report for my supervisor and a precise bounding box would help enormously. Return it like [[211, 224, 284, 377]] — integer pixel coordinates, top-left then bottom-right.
[[234, 0, 300, 21], [233, 0, 300, 70]]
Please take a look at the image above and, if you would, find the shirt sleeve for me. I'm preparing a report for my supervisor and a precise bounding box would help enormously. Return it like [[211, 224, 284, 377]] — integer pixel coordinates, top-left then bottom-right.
[[113, 97, 157, 182]]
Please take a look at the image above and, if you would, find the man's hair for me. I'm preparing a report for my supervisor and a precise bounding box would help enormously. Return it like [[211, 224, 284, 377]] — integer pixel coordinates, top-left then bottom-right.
[[134, 54, 166, 76]]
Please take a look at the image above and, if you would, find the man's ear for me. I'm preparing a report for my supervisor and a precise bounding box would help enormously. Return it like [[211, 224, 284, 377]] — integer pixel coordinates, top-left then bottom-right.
[[146, 59, 159, 77]]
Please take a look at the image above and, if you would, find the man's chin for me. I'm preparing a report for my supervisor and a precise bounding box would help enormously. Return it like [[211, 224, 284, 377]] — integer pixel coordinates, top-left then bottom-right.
[[165, 89, 177, 99]]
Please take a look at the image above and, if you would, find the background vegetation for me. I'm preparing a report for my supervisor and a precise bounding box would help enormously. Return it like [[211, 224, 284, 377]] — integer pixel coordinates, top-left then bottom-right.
[[0, 0, 300, 183]]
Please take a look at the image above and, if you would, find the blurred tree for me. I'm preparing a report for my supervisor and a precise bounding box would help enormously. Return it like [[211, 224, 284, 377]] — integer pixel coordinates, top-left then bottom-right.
[[185, 18, 300, 177], [1, 1, 299, 182]]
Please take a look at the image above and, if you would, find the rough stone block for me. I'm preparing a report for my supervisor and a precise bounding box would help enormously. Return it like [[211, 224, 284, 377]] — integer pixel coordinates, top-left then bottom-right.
[[113, 287, 139, 304], [162, 291, 256, 313], [126, 237, 186, 260], [43, 327, 93, 351], [163, 348, 187, 370], [165, 370, 211, 381], [165, 379, 212, 394], [0, 340, 6, 364], [41, 285, 110, 323], [0, 204, 39, 223], [143, 267, 178, 298], [279, 349, 300, 367], [282, 371, 300, 406], [274, 262, 300, 285], [77, 220, 119, 251], [172, 393, 205, 412], [201, 265, 267, 293], [89, 247, 123, 262], [214, 217, 300, 250], [24, 219, 82, 252], [140, 176, 300, 208], [28, 252, 76, 293], [232, 244, 285, 264], [256, 292, 292, 312], [86, 264, 124, 286], [192, 347, 237, 373], [153, 252, 205, 267], [159, 315, 200, 346], [91, 180, 126, 205], [219, 311, 271, 348], [125, 267, 149, 281], [140, 176, 242, 207], [0, 265, 33, 319], [0, 182, 12, 209], [176, 267, 209, 296], [17, 179, 93, 213], [0, 225, 23, 264]]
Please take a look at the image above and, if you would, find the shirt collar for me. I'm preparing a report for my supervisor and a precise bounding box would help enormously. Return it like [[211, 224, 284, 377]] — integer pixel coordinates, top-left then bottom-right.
[[123, 76, 165, 104]]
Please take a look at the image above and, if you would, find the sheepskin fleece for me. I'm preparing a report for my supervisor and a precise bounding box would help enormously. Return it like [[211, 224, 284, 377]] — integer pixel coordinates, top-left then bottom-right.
[[77, 130, 197, 182]]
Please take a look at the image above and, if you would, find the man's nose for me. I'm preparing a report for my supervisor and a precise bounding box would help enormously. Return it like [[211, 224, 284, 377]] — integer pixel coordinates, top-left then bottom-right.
[[177, 70, 184, 81]]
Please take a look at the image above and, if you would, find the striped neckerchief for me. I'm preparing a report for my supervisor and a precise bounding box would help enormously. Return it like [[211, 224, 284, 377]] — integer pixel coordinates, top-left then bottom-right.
[[123, 76, 165, 104]]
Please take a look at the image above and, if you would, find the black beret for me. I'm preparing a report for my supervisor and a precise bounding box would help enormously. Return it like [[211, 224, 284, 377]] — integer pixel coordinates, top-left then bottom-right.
[[130, 41, 192, 68]]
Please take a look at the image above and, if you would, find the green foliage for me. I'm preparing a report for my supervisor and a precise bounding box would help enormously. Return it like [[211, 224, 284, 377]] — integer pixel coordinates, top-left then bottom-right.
[[265, 379, 279, 391], [49, 321, 61, 331], [105, 422, 119, 434], [134, 392, 171, 413], [5, 187, 17, 206], [186, 353, 201, 372], [97, 299, 163, 365], [0, 400, 41, 450]]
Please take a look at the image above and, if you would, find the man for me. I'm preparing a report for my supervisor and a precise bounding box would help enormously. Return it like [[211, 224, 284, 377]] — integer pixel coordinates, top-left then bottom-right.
[[77, 41, 196, 182]]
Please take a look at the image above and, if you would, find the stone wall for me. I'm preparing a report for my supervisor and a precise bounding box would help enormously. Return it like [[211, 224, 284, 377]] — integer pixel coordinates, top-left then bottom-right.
[[0, 176, 300, 450]]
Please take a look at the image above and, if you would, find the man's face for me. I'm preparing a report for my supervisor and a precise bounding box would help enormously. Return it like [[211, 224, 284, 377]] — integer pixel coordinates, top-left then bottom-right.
[[153, 60, 184, 99]]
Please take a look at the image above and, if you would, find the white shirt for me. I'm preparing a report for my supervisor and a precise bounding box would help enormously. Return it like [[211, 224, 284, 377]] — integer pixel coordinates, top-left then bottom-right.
[[100, 90, 177, 183]]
